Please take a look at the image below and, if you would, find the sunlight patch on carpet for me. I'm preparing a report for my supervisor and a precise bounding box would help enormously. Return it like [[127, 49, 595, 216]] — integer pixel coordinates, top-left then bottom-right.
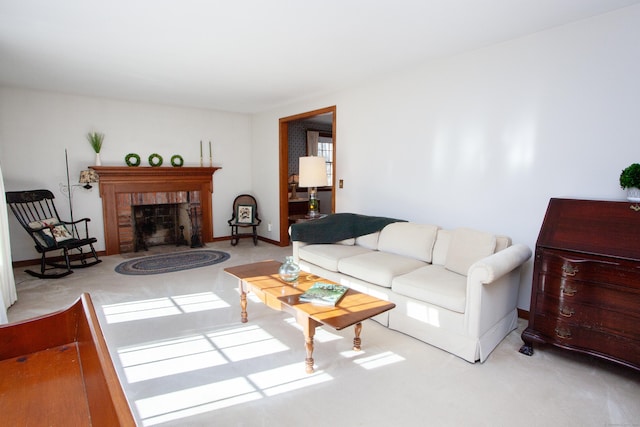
[[102, 292, 230, 324], [353, 350, 405, 369], [136, 377, 261, 426]]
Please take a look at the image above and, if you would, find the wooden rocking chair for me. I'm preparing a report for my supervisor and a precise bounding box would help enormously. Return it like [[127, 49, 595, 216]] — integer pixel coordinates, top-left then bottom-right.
[[5, 189, 102, 278], [228, 194, 261, 246]]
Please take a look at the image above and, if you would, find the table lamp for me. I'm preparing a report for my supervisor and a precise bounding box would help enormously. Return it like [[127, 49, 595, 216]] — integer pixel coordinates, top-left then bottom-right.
[[298, 156, 327, 217], [79, 169, 99, 189]]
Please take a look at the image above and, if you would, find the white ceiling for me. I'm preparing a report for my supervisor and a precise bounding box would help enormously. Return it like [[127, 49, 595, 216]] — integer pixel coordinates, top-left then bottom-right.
[[1, 0, 638, 113]]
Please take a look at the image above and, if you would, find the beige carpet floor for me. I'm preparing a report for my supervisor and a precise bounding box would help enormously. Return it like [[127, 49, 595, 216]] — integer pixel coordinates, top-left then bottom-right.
[[7, 241, 640, 427]]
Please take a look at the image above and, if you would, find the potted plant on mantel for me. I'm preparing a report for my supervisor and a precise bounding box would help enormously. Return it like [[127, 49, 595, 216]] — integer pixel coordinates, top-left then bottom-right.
[[86, 132, 104, 166], [620, 163, 640, 202]]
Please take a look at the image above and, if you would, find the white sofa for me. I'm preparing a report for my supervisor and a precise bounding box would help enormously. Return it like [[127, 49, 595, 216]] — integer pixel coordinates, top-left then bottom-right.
[[291, 214, 532, 363]]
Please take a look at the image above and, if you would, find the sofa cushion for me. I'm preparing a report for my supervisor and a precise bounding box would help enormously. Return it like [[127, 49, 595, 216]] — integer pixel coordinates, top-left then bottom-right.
[[392, 265, 467, 313], [377, 222, 439, 263], [445, 228, 496, 276], [338, 251, 426, 288], [298, 244, 372, 272], [355, 232, 380, 250], [495, 236, 511, 252], [432, 229, 452, 266], [337, 238, 356, 245]]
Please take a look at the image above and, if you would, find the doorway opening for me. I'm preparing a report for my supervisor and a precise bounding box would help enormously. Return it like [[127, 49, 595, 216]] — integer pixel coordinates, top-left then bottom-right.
[[278, 106, 336, 245]]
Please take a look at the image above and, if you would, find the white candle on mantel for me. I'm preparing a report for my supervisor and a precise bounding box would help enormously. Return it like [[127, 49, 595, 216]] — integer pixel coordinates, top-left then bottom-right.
[[200, 140, 203, 158], [209, 141, 212, 165]]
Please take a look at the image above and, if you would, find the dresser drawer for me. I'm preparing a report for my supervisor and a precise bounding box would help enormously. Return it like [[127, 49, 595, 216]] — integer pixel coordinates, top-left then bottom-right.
[[535, 294, 640, 340], [533, 314, 640, 367], [540, 250, 640, 289], [537, 273, 640, 316]]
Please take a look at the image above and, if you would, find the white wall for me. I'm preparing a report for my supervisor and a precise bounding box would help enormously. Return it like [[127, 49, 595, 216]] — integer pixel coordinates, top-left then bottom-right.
[[251, 5, 640, 310], [0, 88, 252, 261]]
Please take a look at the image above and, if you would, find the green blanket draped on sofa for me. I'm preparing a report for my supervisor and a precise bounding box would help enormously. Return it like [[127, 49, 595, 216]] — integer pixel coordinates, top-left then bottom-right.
[[290, 213, 405, 244]]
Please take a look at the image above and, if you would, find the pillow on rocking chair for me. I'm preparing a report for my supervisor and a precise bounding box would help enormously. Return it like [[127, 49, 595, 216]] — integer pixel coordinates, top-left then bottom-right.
[[29, 217, 73, 247]]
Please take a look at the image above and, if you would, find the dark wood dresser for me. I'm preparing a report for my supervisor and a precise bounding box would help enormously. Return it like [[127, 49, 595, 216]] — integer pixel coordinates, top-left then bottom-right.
[[520, 198, 640, 371]]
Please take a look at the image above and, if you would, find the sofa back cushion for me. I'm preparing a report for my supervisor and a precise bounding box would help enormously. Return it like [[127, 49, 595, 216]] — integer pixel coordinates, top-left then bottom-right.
[[336, 238, 356, 245], [495, 235, 512, 252], [432, 229, 452, 265], [377, 222, 439, 263], [433, 230, 511, 266], [355, 232, 380, 250], [445, 228, 497, 275]]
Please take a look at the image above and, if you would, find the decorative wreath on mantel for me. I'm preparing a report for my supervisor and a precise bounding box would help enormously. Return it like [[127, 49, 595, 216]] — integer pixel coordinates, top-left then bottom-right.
[[170, 154, 184, 167], [125, 153, 141, 167], [148, 153, 163, 167]]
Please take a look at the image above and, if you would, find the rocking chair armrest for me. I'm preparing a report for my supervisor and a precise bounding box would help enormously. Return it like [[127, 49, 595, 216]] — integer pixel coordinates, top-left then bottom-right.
[[61, 218, 92, 236], [61, 218, 92, 226]]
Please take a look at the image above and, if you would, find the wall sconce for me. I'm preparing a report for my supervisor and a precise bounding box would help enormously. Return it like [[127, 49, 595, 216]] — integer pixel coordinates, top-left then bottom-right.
[[298, 156, 327, 217], [79, 169, 99, 189]]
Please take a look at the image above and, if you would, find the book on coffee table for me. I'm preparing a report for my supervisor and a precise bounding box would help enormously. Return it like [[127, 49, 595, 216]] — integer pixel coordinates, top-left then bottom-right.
[[299, 282, 348, 306]]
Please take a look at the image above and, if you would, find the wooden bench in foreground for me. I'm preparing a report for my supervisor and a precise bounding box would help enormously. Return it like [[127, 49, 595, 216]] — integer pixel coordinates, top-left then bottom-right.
[[0, 293, 134, 426]]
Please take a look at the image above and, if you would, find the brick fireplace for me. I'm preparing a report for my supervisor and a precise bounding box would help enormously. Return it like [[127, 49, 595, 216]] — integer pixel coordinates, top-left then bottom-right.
[[90, 166, 221, 255], [124, 192, 196, 252], [132, 201, 192, 250]]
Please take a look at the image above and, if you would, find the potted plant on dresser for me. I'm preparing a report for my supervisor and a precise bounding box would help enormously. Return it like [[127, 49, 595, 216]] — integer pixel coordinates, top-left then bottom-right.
[[620, 163, 640, 202]]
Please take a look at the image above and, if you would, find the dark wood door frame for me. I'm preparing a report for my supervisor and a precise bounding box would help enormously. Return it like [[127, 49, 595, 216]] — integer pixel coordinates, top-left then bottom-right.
[[278, 106, 336, 245]]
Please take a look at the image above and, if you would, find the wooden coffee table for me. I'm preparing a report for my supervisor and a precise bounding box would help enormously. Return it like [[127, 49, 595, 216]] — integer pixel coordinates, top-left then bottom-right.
[[224, 260, 396, 373]]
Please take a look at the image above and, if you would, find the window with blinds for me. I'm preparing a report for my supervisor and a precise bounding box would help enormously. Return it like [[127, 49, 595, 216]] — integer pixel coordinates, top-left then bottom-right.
[[317, 136, 333, 186]]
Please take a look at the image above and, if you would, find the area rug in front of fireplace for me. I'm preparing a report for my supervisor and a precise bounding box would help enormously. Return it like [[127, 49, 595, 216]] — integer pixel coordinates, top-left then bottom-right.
[[115, 250, 230, 275]]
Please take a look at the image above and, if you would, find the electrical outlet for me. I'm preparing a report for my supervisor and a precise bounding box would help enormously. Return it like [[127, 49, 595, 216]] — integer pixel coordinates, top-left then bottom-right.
[[268, 222, 272, 232]]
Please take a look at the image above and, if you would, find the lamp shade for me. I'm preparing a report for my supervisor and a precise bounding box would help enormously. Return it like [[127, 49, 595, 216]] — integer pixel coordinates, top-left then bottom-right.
[[298, 156, 327, 188], [79, 170, 99, 184]]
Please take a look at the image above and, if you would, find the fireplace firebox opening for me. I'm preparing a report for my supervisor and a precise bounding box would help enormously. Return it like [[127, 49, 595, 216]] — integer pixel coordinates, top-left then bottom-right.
[[114, 190, 205, 254], [132, 203, 191, 251]]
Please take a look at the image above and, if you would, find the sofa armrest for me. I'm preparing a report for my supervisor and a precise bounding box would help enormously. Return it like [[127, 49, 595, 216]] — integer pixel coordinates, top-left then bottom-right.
[[292, 240, 308, 263], [465, 243, 532, 337], [468, 243, 532, 285]]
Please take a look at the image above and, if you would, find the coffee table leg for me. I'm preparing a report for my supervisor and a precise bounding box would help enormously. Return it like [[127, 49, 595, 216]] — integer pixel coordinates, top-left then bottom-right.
[[239, 281, 248, 323], [304, 333, 315, 374], [298, 314, 317, 374], [353, 322, 362, 351]]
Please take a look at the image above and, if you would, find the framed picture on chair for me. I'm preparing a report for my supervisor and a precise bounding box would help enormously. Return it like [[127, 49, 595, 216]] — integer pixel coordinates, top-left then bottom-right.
[[237, 205, 254, 224]]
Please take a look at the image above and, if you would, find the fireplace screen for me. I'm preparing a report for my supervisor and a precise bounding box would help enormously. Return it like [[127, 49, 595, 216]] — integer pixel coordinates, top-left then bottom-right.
[[132, 203, 192, 251]]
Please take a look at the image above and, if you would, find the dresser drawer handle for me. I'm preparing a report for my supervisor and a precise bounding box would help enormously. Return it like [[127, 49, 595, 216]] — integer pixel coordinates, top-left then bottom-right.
[[559, 306, 575, 317], [561, 286, 577, 296], [555, 327, 572, 339], [562, 264, 578, 276]]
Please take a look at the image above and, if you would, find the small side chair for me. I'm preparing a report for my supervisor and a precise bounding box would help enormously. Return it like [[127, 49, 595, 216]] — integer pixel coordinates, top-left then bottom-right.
[[228, 194, 261, 246], [6, 189, 102, 278]]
